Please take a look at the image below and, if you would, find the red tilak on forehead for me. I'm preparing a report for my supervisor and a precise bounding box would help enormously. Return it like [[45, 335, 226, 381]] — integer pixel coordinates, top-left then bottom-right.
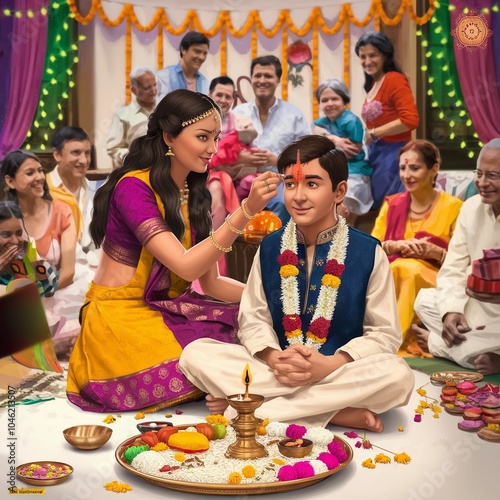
[[291, 149, 303, 182]]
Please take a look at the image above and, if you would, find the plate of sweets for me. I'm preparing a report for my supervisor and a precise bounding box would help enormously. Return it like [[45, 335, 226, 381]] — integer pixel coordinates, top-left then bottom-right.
[[16, 461, 74, 486], [115, 420, 353, 495], [430, 371, 483, 386]]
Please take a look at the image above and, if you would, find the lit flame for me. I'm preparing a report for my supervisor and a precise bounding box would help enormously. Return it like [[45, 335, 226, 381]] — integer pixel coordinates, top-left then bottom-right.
[[242, 364, 252, 386]]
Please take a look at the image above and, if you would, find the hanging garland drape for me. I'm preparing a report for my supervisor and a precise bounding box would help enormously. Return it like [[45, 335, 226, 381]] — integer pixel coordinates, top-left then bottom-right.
[[67, 0, 436, 117]]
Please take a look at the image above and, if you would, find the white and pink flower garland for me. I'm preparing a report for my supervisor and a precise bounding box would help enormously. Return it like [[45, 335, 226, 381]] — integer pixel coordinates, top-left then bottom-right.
[[278, 217, 349, 350]]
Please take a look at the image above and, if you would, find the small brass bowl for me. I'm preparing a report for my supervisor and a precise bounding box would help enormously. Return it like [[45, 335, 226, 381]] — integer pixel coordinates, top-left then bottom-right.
[[16, 461, 73, 486], [63, 425, 112, 450], [278, 438, 313, 458]]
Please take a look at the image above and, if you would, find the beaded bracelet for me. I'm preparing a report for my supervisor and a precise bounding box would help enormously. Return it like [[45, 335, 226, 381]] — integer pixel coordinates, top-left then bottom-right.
[[240, 198, 256, 220], [209, 231, 232, 253], [225, 214, 245, 235]]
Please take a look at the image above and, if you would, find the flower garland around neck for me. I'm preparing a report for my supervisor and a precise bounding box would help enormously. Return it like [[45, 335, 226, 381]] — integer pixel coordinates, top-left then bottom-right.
[[279, 216, 349, 350]]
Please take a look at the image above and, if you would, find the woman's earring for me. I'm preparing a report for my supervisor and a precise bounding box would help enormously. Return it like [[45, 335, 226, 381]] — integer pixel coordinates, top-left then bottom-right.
[[165, 147, 175, 157]]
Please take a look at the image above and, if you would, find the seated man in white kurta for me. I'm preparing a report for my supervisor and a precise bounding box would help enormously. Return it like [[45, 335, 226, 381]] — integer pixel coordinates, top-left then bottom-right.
[[180, 135, 414, 431], [413, 139, 500, 375]]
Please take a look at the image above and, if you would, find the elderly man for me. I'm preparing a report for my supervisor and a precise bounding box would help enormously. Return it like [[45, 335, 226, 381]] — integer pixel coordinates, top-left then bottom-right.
[[156, 31, 210, 99], [232, 55, 310, 223], [106, 66, 158, 168], [413, 139, 500, 375]]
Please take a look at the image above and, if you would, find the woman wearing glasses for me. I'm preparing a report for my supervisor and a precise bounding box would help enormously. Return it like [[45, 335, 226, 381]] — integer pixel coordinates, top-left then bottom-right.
[[371, 140, 463, 353]]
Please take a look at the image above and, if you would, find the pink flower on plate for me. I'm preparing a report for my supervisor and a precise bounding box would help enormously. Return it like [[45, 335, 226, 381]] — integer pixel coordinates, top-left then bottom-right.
[[362, 100, 383, 123]]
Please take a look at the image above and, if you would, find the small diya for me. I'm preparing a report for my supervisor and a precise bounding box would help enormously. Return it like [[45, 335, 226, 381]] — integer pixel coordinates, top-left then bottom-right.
[[278, 438, 313, 458], [136, 421, 173, 433]]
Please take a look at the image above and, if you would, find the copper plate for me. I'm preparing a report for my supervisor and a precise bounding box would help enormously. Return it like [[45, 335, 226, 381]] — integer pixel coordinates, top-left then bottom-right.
[[115, 429, 353, 495], [430, 371, 483, 385], [16, 461, 74, 486]]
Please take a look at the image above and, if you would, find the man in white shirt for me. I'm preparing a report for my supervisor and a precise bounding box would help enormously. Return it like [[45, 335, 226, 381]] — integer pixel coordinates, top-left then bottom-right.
[[106, 67, 158, 168], [232, 55, 310, 223], [414, 139, 500, 375], [156, 32, 210, 100], [48, 126, 93, 252]]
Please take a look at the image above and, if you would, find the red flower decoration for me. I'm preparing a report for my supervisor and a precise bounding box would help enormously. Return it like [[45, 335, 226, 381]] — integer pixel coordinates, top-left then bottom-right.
[[324, 259, 345, 276], [278, 250, 299, 266], [283, 315, 302, 331], [288, 40, 312, 66], [308, 318, 330, 339], [363, 440, 372, 449]]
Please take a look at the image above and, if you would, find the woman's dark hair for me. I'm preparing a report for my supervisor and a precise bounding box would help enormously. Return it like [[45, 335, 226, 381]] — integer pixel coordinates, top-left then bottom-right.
[[90, 89, 221, 247], [355, 30, 403, 93], [277, 135, 348, 191], [0, 200, 23, 222], [0, 150, 52, 202], [399, 139, 441, 170]]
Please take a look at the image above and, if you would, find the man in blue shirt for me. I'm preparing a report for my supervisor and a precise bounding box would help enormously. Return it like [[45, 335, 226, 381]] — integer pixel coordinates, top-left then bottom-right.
[[157, 32, 210, 99], [232, 55, 310, 223]]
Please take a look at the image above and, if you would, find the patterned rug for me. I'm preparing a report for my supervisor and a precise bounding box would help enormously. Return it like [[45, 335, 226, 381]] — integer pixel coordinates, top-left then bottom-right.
[[0, 363, 68, 407]]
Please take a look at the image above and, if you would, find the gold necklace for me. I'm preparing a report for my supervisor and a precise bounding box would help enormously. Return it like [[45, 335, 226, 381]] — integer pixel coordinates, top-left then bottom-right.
[[410, 192, 436, 215], [179, 180, 189, 205]]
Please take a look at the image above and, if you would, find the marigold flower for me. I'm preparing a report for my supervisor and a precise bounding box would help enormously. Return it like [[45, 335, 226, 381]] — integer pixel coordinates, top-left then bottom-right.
[[206, 414, 229, 426], [283, 314, 302, 331], [324, 259, 345, 276], [419, 400, 429, 408], [416, 387, 427, 397], [308, 317, 330, 339], [278, 250, 299, 266], [256, 425, 267, 435], [431, 405, 442, 413], [135, 412, 145, 420], [321, 274, 341, 288], [151, 442, 168, 452], [398, 426, 404, 432], [104, 481, 132, 493], [374, 453, 391, 464], [103, 415, 116, 424], [394, 452, 411, 464], [228, 472, 242, 484], [362, 458, 376, 469], [242, 466, 256, 478], [273, 458, 286, 465], [174, 452, 185, 462], [414, 407, 424, 414], [433, 413, 440, 419], [285, 328, 302, 339], [280, 264, 299, 278], [165, 413, 172, 418]]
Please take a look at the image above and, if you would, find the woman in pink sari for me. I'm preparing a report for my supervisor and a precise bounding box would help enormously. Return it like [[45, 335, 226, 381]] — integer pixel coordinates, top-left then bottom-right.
[[67, 90, 281, 412]]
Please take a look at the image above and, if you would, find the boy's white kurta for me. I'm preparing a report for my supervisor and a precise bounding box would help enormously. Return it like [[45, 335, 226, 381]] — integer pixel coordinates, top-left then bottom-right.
[[180, 245, 414, 428]]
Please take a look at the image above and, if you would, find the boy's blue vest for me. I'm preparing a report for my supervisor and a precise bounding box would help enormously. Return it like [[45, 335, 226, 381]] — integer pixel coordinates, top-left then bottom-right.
[[260, 225, 379, 355]]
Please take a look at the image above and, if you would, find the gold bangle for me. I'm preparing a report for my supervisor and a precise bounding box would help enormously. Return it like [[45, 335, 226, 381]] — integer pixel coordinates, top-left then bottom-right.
[[209, 231, 232, 253], [225, 214, 245, 234], [240, 198, 256, 220]]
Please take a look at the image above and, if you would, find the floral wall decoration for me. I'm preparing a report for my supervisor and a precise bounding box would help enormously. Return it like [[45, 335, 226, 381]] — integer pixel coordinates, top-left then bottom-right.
[[287, 40, 312, 88]]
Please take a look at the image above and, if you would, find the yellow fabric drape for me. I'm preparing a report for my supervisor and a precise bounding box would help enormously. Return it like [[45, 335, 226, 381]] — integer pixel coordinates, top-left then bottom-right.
[[67, 0, 436, 110]]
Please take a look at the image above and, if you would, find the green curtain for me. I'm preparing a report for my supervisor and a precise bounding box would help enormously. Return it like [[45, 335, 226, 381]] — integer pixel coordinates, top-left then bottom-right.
[[23, 1, 78, 152]]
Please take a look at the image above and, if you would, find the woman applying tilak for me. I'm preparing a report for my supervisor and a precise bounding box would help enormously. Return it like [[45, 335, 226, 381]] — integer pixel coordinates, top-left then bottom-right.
[[67, 90, 281, 412]]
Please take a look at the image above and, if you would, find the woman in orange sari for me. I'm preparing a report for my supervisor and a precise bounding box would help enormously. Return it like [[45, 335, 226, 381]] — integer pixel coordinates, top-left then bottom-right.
[[371, 140, 463, 353]]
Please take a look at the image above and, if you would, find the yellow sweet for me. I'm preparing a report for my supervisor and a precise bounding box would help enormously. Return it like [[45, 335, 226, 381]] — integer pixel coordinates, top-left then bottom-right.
[[168, 432, 210, 453]]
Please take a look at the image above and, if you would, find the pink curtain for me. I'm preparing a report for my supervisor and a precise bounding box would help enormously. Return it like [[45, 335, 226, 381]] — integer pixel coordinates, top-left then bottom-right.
[[451, 0, 500, 142], [0, 0, 48, 159]]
